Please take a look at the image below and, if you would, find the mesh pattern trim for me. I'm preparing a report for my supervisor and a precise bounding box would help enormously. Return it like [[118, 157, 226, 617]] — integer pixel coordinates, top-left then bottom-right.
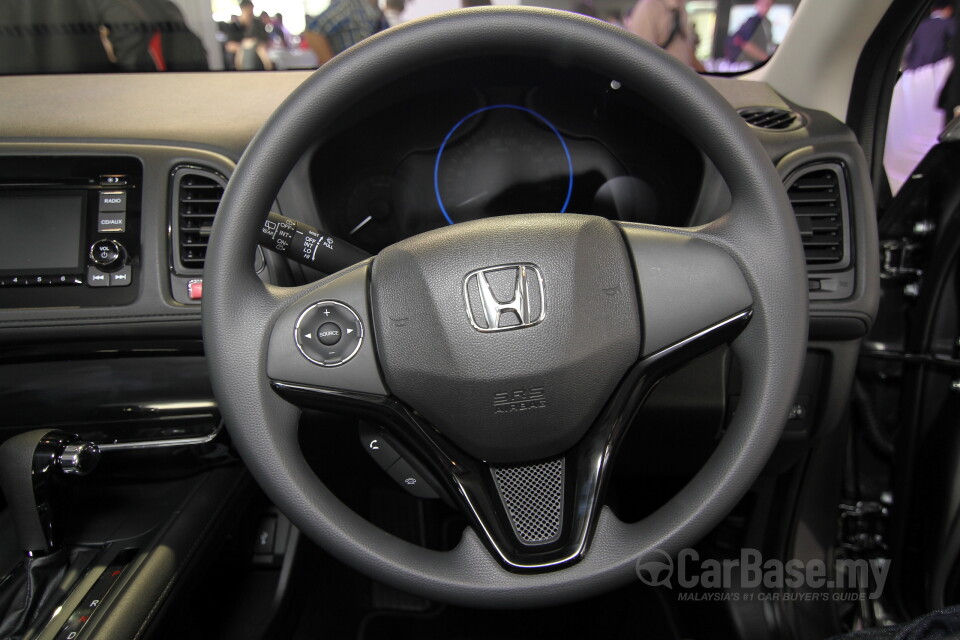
[[491, 458, 564, 545]]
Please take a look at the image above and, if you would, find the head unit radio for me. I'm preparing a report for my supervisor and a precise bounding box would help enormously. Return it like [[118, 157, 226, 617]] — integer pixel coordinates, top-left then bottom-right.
[[0, 156, 141, 308]]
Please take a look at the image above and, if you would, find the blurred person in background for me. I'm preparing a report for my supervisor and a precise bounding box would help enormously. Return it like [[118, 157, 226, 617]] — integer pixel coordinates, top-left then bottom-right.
[[225, 0, 273, 70], [0, 0, 207, 74], [627, 0, 704, 70], [266, 12, 292, 48], [904, 0, 954, 71], [303, 0, 384, 65], [602, 10, 625, 28], [938, 0, 960, 118], [382, 0, 405, 28], [724, 0, 774, 64], [572, 0, 598, 19], [884, 0, 956, 193]]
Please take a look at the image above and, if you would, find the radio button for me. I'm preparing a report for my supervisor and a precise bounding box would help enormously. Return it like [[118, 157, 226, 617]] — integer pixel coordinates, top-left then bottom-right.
[[51, 274, 83, 286], [98, 191, 127, 213], [87, 268, 110, 288]]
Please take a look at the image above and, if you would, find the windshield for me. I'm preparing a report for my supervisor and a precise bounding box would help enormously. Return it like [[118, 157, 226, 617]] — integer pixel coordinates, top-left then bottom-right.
[[0, 0, 798, 75]]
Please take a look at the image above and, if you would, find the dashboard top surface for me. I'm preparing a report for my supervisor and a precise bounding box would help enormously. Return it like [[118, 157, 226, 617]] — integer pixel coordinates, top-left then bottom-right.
[[0, 70, 799, 159], [0, 56, 875, 340]]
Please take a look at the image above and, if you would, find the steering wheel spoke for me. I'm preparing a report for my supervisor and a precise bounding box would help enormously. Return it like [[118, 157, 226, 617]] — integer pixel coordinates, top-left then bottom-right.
[[266, 259, 388, 397], [616, 222, 753, 358]]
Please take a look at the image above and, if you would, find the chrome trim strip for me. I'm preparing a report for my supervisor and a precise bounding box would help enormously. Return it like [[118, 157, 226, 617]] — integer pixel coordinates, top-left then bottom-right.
[[97, 420, 223, 451]]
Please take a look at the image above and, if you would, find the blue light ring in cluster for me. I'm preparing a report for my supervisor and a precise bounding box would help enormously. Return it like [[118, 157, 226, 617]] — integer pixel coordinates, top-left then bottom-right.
[[433, 104, 574, 226]]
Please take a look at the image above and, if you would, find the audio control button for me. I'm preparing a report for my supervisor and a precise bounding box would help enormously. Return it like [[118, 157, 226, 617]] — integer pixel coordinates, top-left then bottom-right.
[[87, 268, 110, 287], [98, 211, 126, 233], [294, 301, 363, 367], [110, 267, 132, 287], [90, 240, 125, 271], [52, 274, 84, 286], [98, 191, 127, 213]]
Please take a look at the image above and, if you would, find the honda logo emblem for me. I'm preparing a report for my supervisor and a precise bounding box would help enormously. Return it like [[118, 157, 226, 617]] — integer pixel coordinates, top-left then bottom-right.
[[463, 264, 545, 332]]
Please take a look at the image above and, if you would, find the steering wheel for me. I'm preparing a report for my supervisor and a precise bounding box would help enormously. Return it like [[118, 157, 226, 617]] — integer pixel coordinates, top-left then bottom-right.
[[203, 7, 807, 608]]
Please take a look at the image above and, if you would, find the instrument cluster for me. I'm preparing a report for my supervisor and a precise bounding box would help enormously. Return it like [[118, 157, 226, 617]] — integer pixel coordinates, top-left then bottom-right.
[[310, 57, 705, 254]]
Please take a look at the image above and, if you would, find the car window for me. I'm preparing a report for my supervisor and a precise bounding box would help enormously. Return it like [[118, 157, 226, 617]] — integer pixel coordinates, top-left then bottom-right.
[[0, 0, 798, 75]]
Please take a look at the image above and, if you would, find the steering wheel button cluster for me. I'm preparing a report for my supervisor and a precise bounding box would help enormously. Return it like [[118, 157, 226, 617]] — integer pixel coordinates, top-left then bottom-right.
[[294, 301, 363, 367]]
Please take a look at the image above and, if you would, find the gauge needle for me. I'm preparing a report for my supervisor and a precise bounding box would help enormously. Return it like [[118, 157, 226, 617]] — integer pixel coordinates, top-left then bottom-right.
[[349, 215, 373, 235], [456, 191, 488, 208]]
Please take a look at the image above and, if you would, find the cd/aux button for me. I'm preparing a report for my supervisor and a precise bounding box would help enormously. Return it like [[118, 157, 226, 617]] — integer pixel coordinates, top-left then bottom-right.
[[98, 211, 126, 233]]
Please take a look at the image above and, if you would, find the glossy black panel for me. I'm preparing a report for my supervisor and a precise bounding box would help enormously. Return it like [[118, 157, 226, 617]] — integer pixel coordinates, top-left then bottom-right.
[[0, 356, 218, 446]]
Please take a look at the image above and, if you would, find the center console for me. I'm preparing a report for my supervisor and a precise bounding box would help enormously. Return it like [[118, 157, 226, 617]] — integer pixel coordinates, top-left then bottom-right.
[[0, 156, 142, 308]]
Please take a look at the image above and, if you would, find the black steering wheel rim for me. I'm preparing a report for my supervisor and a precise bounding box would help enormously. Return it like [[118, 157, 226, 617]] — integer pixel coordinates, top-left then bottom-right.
[[203, 7, 808, 608]]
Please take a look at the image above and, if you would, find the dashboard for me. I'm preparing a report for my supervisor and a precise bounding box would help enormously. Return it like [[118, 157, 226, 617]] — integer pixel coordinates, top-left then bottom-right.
[[0, 62, 878, 449]]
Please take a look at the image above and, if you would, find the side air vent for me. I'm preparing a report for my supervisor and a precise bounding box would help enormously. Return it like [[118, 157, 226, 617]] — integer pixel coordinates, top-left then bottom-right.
[[738, 107, 802, 131], [785, 163, 850, 269], [171, 166, 226, 273]]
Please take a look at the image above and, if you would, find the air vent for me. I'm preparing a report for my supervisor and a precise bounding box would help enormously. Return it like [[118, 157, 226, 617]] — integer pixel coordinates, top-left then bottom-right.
[[171, 167, 225, 273], [738, 107, 801, 131], [785, 164, 850, 268]]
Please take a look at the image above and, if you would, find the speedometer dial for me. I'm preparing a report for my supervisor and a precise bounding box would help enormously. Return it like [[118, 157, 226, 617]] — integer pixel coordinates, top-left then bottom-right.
[[433, 105, 573, 225]]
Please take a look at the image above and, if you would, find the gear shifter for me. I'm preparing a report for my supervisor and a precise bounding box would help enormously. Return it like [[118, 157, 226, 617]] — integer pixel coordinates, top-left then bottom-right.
[[0, 430, 100, 640], [0, 429, 100, 556]]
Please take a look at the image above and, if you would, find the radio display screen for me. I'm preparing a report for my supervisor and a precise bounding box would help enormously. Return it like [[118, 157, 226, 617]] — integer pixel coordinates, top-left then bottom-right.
[[0, 193, 85, 273]]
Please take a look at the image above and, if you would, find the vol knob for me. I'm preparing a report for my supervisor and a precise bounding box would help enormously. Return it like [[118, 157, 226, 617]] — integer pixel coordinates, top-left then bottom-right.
[[90, 239, 126, 271]]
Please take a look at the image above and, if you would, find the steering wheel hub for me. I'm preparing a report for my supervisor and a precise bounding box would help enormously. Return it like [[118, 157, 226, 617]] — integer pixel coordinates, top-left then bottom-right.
[[370, 214, 640, 463]]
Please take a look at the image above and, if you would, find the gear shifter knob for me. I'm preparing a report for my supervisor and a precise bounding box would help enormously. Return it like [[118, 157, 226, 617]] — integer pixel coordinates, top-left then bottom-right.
[[0, 429, 100, 556]]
